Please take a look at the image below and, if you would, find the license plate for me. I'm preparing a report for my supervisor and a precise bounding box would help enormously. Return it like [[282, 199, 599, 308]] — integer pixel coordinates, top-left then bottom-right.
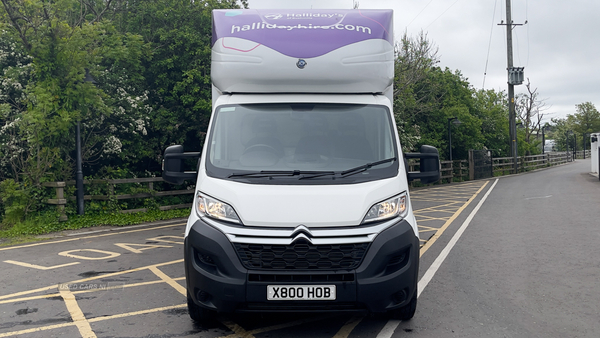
[[267, 285, 336, 300]]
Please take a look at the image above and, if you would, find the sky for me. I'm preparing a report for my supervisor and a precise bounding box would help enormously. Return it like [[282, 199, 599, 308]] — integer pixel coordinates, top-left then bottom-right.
[[247, 0, 600, 122]]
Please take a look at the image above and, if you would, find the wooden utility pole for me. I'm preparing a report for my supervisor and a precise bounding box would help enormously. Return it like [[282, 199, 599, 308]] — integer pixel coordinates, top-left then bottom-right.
[[500, 0, 524, 174], [506, 0, 517, 174]]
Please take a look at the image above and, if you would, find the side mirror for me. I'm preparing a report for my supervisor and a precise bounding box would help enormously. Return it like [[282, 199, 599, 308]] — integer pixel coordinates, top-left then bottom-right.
[[404, 145, 441, 184], [162, 145, 201, 185]]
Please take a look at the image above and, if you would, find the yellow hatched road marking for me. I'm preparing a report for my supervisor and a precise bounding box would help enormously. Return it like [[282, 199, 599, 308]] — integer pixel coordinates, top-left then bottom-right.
[[417, 209, 464, 216], [417, 225, 441, 232], [419, 181, 489, 257], [414, 196, 467, 203], [416, 213, 454, 220], [415, 209, 460, 216]]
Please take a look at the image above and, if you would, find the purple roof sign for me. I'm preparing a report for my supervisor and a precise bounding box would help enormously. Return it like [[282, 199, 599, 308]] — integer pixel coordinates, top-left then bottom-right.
[[212, 9, 393, 59]]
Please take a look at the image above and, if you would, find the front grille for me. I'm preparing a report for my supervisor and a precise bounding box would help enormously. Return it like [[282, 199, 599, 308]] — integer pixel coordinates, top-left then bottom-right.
[[248, 273, 354, 282], [234, 240, 369, 270]]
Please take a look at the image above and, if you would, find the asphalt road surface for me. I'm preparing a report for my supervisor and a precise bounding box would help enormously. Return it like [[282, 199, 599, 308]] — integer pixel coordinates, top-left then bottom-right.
[[1, 159, 598, 338]]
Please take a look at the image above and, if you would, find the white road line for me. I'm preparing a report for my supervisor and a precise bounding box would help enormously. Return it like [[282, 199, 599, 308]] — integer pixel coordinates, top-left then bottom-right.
[[376, 178, 499, 338], [376, 319, 402, 338], [524, 194, 552, 200]]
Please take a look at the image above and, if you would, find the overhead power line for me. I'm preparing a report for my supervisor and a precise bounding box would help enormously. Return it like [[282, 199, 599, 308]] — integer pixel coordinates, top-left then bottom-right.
[[406, 0, 435, 28], [483, 0, 499, 88], [425, 0, 461, 30]]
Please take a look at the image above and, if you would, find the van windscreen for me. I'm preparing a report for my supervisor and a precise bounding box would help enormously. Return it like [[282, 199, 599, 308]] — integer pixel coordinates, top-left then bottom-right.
[[206, 103, 398, 184]]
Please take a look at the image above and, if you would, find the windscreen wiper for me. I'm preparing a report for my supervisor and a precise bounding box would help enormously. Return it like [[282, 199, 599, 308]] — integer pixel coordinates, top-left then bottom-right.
[[298, 171, 337, 180], [340, 157, 397, 178], [228, 170, 334, 179]]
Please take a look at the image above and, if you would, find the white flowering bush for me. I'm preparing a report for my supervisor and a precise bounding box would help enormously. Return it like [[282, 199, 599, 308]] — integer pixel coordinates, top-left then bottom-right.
[[0, 28, 33, 181]]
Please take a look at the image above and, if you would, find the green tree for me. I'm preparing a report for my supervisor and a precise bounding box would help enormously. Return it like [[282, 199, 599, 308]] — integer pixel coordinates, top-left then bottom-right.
[[393, 32, 507, 160], [110, 0, 244, 173], [572, 102, 600, 150], [0, 26, 32, 181], [549, 117, 575, 152], [0, 0, 149, 184], [472, 89, 510, 157], [422, 68, 485, 161], [396, 64, 485, 160], [573, 102, 600, 132], [549, 103, 600, 153], [0, 0, 149, 221], [393, 31, 440, 150]]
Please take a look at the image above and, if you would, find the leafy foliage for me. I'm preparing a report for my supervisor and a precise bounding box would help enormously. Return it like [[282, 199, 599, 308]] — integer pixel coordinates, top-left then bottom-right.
[[550, 102, 600, 151], [2, 3, 590, 235], [0, 208, 189, 242], [472, 89, 509, 156]]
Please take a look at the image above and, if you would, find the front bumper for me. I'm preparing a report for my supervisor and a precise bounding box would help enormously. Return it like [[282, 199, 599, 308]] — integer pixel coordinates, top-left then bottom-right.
[[184, 218, 419, 313]]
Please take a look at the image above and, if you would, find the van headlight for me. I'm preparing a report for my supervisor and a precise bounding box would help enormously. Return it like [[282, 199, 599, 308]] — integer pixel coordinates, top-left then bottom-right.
[[196, 192, 241, 224], [362, 192, 408, 224]]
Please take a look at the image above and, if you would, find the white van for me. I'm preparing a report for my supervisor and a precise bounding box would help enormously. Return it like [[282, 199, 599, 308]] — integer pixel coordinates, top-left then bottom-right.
[[162, 9, 440, 322]]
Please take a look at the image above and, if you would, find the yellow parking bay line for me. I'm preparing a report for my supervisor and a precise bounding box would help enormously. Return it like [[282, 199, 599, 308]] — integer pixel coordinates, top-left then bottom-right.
[[59, 287, 97, 338], [0, 322, 74, 337], [219, 318, 258, 338], [3, 260, 80, 270], [149, 266, 186, 296], [0, 223, 185, 252], [0, 259, 183, 301], [86, 304, 186, 323], [0, 277, 185, 305], [0, 304, 188, 337], [332, 315, 365, 338], [0, 259, 186, 338]]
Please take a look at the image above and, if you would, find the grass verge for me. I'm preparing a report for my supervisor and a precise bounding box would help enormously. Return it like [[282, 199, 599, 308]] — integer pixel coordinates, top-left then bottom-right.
[[0, 208, 190, 247]]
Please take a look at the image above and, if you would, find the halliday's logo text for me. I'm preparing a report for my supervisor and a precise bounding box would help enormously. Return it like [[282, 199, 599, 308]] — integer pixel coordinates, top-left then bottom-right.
[[230, 12, 371, 35]]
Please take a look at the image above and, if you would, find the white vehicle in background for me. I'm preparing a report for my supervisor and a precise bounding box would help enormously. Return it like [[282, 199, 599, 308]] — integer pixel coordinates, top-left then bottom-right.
[[544, 139, 556, 152], [162, 9, 440, 322]]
